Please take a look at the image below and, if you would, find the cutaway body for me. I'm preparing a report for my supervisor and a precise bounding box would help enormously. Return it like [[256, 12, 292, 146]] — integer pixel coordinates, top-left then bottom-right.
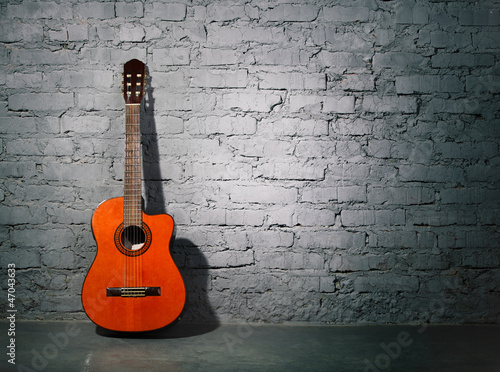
[[82, 197, 185, 332]]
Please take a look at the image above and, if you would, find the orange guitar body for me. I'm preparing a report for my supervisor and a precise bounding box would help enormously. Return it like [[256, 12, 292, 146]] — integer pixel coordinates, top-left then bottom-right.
[[81, 197, 186, 332]]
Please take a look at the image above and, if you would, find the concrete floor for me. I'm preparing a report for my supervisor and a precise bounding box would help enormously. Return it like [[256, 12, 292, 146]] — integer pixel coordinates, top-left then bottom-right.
[[1, 320, 499, 372]]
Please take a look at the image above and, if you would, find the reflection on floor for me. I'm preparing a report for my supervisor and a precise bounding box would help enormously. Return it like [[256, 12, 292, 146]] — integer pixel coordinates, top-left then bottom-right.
[[1, 320, 499, 371]]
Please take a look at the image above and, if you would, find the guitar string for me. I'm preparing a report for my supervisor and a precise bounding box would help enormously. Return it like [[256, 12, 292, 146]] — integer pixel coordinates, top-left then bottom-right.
[[125, 103, 142, 290]]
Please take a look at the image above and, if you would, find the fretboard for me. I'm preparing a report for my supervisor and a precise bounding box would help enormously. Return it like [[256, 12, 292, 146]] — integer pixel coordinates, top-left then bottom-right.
[[124, 103, 142, 228]]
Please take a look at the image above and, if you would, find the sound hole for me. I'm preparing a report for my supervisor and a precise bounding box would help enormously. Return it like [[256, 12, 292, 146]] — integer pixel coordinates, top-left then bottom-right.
[[121, 225, 145, 251], [114, 223, 152, 257]]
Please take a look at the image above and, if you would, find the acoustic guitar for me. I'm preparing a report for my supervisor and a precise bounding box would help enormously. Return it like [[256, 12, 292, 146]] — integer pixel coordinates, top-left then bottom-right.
[[82, 59, 185, 332]]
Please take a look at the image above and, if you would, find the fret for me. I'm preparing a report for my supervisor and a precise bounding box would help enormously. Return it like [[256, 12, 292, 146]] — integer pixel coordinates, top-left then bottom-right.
[[123, 103, 142, 227]]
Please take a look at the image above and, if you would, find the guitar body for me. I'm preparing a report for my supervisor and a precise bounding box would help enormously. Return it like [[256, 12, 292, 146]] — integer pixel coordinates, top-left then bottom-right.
[[82, 197, 186, 332]]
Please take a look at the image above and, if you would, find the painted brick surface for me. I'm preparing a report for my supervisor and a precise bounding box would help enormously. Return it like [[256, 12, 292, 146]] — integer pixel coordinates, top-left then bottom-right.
[[1, 0, 499, 324]]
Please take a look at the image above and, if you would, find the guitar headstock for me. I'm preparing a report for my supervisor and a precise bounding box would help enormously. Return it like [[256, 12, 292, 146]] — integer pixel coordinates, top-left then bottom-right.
[[122, 59, 146, 104]]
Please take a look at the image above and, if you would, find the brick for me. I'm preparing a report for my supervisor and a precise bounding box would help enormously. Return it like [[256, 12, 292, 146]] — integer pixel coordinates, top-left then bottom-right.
[[330, 254, 395, 272], [9, 93, 74, 111], [323, 96, 355, 113], [61, 115, 110, 134], [227, 138, 294, 160], [151, 71, 187, 90], [297, 230, 366, 249], [67, 24, 89, 41], [200, 48, 239, 65], [206, 250, 254, 268], [149, 93, 216, 112], [263, 4, 319, 22], [190, 69, 248, 88], [0, 249, 41, 269], [362, 96, 417, 113], [259, 72, 326, 90], [473, 32, 500, 51], [296, 208, 336, 226], [341, 209, 405, 227], [262, 118, 328, 136], [368, 186, 435, 205], [317, 51, 367, 72], [328, 163, 370, 181], [399, 165, 465, 183], [119, 24, 145, 42], [255, 161, 325, 180], [43, 163, 109, 181], [396, 75, 464, 94], [185, 162, 252, 180], [229, 185, 297, 204], [0, 117, 36, 133], [0, 22, 43, 43], [372, 52, 427, 70], [227, 138, 294, 159], [226, 209, 264, 226], [332, 118, 372, 136], [206, 4, 246, 21], [466, 75, 500, 94], [7, 2, 72, 19], [462, 251, 500, 268], [7, 138, 74, 156], [0, 205, 46, 225], [266, 206, 296, 227], [289, 95, 322, 112], [192, 208, 226, 225], [145, 3, 186, 21], [424, 98, 483, 115], [48, 29, 68, 42], [409, 209, 476, 227], [253, 48, 310, 66], [395, 2, 428, 24], [74, 2, 115, 19], [221, 92, 282, 112], [207, 25, 286, 45], [354, 275, 419, 292], [312, 28, 372, 53], [185, 115, 256, 135], [289, 95, 354, 113], [10, 49, 77, 65], [0, 162, 36, 178], [295, 140, 335, 158], [157, 138, 229, 159], [76, 93, 121, 111], [302, 187, 337, 203], [374, 29, 395, 46], [430, 31, 471, 49], [171, 22, 207, 42], [248, 230, 294, 248], [459, 8, 500, 26], [153, 48, 190, 66], [374, 230, 418, 248], [436, 141, 497, 160], [431, 53, 494, 68], [340, 74, 375, 92], [323, 6, 369, 23], [338, 186, 367, 203], [116, 2, 144, 18], [43, 70, 113, 89]]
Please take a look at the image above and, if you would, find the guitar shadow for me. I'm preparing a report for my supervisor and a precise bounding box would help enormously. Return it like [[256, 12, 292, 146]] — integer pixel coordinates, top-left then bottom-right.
[[96, 71, 219, 339]]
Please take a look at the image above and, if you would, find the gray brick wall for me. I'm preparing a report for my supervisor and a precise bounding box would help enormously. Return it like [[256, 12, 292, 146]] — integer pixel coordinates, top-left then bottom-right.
[[1, 0, 499, 324]]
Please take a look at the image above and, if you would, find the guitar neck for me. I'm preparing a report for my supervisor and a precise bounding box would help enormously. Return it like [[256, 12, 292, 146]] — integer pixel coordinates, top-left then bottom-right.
[[124, 103, 142, 227]]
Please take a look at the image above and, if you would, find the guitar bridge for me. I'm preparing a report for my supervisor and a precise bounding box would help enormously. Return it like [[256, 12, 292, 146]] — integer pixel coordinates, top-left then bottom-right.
[[106, 287, 161, 297]]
